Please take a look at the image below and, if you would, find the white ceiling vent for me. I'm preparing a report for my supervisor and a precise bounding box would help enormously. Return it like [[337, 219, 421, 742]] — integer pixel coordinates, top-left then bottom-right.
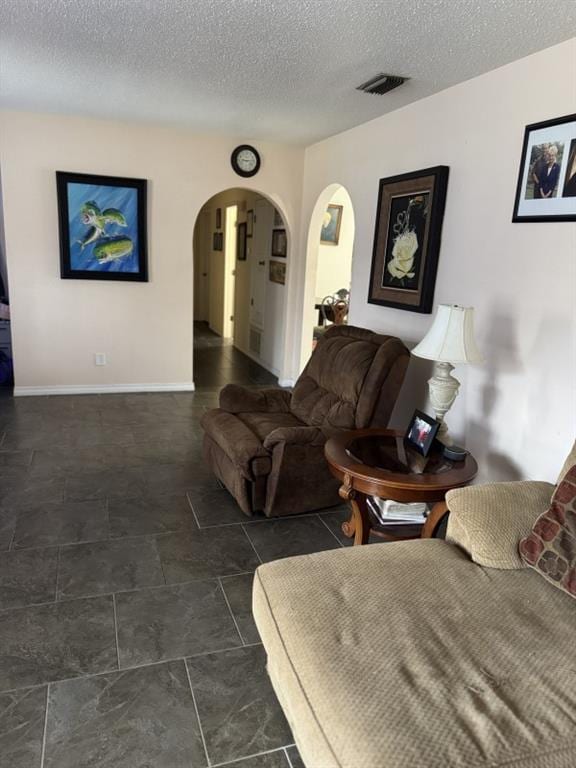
[[356, 74, 408, 95]]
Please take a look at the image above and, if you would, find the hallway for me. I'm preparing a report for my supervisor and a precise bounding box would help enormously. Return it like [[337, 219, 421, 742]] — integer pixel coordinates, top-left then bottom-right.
[[193, 322, 278, 390]]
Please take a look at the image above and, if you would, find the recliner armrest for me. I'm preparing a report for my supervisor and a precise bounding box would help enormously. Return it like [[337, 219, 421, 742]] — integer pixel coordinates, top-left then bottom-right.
[[446, 480, 555, 569], [219, 384, 292, 414], [200, 408, 271, 479], [264, 425, 328, 450]]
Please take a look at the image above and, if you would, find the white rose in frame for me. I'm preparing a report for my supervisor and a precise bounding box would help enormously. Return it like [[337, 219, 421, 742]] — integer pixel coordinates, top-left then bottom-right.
[[387, 230, 418, 279]]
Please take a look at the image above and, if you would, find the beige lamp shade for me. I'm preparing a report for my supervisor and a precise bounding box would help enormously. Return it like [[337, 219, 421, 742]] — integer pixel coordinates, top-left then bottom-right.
[[411, 304, 483, 364]]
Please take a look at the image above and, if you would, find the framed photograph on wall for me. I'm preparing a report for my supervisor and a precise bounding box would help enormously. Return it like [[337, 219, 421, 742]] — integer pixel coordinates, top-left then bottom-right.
[[213, 232, 223, 251], [269, 259, 286, 285], [320, 204, 343, 245], [215, 208, 222, 229], [512, 113, 576, 222], [246, 209, 254, 237], [271, 228, 287, 258], [56, 171, 148, 282], [237, 222, 247, 261], [368, 166, 449, 314]]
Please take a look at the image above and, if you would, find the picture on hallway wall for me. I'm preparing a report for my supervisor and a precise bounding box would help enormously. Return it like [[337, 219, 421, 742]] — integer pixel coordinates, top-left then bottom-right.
[[271, 228, 287, 258], [512, 113, 576, 222], [213, 231, 223, 251], [56, 171, 148, 281], [320, 204, 343, 245], [237, 221, 247, 261], [368, 166, 449, 314], [269, 259, 286, 285]]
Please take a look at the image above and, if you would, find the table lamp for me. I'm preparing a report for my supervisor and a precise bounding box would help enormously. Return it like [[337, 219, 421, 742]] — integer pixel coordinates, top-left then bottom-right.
[[411, 304, 483, 445]]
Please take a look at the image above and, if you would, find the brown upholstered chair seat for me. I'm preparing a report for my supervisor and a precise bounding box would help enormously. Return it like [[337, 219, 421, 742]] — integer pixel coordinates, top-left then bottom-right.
[[201, 325, 409, 517]]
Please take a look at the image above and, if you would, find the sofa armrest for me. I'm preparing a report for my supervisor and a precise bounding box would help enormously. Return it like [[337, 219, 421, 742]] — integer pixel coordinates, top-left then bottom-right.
[[263, 425, 327, 450], [445, 480, 555, 569], [219, 384, 292, 414], [200, 408, 270, 480]]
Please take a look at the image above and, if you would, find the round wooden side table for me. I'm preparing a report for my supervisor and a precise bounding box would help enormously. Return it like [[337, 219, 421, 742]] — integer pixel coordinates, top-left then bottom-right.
[[324, 428, 478, 545]]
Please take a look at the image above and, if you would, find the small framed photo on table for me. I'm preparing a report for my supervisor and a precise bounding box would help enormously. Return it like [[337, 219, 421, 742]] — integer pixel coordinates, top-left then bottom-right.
[[405, 410, 440, 457]]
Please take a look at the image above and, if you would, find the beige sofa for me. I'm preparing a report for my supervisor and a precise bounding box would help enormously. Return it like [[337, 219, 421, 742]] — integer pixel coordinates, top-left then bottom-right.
[[253, 444, 576, 768]]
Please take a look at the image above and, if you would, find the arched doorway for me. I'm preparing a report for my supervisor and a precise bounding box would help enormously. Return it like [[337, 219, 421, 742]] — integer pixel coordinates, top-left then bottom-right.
[[192, 187, 290, 389], [299, 184, 356, 371]]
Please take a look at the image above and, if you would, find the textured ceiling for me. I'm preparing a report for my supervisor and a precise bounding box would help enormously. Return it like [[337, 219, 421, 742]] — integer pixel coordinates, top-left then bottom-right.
[[1, 0, 575, 145]]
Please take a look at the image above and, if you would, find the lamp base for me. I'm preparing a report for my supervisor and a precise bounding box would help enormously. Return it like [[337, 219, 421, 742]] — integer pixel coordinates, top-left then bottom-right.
[[428, 361, 460, 446]]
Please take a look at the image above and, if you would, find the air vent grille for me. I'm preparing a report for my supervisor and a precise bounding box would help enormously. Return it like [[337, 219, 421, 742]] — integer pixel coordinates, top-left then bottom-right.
[[356, 73, 407, 95]]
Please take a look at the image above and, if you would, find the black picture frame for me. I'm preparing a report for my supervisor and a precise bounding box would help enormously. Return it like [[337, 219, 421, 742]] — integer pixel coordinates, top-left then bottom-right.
[[56, 171, 148, 282], [216, 208, 222, 230], [512, 113, 576, 223], [271, 228, 287, 258], [237, 222, 247, 261], [404, 409, 440, 457], [368, 166, 449, 314], [213, 232, 223, 251], [246, 209, 254, 237]]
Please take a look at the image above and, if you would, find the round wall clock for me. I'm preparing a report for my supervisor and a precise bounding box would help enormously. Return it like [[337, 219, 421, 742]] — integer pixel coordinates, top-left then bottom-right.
[[231, 145, 261, 177]]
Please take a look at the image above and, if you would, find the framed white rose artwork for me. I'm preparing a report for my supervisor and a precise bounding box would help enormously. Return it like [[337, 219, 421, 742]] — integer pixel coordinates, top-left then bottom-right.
[[368, 166, 449, 313]]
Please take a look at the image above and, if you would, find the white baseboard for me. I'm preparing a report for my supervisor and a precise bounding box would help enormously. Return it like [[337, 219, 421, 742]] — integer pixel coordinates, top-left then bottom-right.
[[13, 382, 196, 397]]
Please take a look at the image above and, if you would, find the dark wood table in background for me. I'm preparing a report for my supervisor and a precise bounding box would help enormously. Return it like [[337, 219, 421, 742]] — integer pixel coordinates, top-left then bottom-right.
[[324, 429, 478, 545]]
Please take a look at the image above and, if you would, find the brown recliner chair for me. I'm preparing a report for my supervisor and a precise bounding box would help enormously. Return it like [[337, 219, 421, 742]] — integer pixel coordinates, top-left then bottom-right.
[[200, 325, 409, 517]]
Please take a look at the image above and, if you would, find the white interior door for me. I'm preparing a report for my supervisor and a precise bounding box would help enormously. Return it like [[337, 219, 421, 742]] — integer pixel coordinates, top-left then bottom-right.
[[223, 205, 237, 339], [250, 199, 273, 330]]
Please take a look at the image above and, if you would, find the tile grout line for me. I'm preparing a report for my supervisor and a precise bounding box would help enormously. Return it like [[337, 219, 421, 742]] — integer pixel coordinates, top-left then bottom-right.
[[284, 746, 294, 768], [210, 746, 293, 768], [39, 683, 50, 768], [217, 577, 246, 646], [185, 491, 203, 529], [112, 593, 121, 670], [316, 513, 346, 548], [240, 524, 263, 565], [54, 546, 61, 602], [184, 659, 212, 768]]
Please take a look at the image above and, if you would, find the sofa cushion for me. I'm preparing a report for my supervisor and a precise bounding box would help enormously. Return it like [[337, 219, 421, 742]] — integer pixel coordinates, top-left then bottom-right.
[[446, 481, 555, 569], [238, 411, 304, 442], [557, 440, 576, 484], [519, 465, 576, 599], [253, 542, 576, 768]]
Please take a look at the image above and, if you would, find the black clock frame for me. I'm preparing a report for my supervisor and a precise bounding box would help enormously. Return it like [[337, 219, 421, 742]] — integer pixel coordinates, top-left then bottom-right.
[[231, 145, 261, 178]]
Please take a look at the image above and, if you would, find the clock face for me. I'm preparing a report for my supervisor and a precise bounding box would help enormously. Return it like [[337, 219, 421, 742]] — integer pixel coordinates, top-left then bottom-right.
[[231, 145, 260, 177]]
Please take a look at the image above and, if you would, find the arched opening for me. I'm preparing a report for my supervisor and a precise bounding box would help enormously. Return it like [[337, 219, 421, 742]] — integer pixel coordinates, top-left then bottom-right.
[[192, 187, 289, 389], [299, 184, 355, 371]]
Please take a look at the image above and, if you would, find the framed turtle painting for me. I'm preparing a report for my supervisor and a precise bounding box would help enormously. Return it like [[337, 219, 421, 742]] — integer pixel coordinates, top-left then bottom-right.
[[56, 171, 148, 281], [368, 166, 449, 314]]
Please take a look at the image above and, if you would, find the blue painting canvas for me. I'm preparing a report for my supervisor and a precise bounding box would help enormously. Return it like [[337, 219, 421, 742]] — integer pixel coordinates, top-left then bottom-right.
[[57, 172, 148, 282]]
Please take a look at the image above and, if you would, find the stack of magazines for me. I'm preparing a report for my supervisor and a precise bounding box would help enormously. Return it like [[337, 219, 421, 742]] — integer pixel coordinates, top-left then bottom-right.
[[367, 496, 428, 526]]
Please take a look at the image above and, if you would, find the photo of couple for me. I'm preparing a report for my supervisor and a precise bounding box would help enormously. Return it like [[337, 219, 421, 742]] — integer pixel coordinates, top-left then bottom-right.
[[524, 140, 576, 200]]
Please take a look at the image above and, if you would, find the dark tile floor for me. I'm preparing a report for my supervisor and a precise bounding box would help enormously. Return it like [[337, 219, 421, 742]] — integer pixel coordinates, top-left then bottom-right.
[[0, 324, 354, 767]]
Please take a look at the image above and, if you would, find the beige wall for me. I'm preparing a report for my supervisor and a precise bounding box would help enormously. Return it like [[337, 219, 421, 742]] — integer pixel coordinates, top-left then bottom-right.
[[295, 39, 576, 483], [315, 186, 354, 301], [0, 111, 304, 392]]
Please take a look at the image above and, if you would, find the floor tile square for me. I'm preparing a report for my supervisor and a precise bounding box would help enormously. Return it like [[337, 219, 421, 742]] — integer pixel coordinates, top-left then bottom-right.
[[108, 493, 197, 538], [0, 547, 58, 609], [0, 686, 47, 768], [222, 751, 291, 768], [187, 486, 249, 527], [57, 537, 164, 599], [144, 461, 214, 494], [44, 661, 206, 768], [0, 508, 16, 551], [318, 506, 354, 546], [116, 580, 241, 666], [0, 450, 33, 467], [243, 515, 341, 563], [12, 500, 108, 549], [220, 573, 260, 644], [286, 745, 305, 768], [0, 474, 66, 507], [186, 645, 292, 765], [0, 596, 117, 691], [65, 467, 146, 502], [157, 527, 260, 583]]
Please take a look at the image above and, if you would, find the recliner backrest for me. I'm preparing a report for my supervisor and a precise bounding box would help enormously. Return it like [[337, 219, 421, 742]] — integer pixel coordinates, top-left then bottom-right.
[[290, 325, 409, 430]]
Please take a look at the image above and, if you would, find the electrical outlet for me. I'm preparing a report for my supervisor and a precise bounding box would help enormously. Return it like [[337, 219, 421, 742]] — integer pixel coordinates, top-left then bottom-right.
[[94, 353, 107, 366]]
